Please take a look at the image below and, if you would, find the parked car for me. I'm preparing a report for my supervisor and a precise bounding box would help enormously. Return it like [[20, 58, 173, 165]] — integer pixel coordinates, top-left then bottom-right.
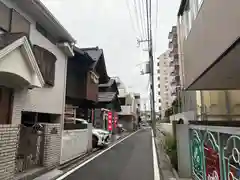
[[92, 128, 111, 148]]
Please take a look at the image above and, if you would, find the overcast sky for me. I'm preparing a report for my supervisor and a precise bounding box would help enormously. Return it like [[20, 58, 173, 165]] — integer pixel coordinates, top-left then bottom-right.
[[41, 0, 180, 110]]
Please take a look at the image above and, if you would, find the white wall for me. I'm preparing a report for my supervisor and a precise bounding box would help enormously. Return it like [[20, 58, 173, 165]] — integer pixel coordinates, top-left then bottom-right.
[[176, 124, 191, 178], [1, 0, 68, 115], [61, 129, 89, 164], [24, 26, 67, 114], [169, 111, 196, 123], [157, 123, 173, 136]]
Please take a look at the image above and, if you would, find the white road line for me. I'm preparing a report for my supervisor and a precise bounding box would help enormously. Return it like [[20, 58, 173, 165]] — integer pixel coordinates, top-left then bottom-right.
[[56, 129, 141, 180], [152, 129, 161, 180]]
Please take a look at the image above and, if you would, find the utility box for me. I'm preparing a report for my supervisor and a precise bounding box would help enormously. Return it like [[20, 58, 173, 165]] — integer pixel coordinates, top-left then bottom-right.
[[145, 62, 150, 74]]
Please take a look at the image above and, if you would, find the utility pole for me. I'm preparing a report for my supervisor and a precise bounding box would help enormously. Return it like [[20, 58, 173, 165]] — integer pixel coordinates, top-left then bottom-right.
[[147, 0, 156, 137], [137, 0, 156, 136]]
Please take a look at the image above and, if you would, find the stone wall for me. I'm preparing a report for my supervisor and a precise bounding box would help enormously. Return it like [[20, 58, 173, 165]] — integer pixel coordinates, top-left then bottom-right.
[[0, 124, 19, 180], [42, 123, 61, 168]]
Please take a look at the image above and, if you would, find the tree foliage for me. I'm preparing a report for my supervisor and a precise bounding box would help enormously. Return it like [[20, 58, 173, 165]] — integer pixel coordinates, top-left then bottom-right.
[[164, 97, 181, 118]]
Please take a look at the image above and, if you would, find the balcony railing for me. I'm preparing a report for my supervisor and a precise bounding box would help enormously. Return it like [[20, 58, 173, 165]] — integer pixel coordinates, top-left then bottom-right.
[[171, 65, 180, 76], [168, 41, 173, 49], [170, 75, 180, 86], [189, 123, 240, 180]]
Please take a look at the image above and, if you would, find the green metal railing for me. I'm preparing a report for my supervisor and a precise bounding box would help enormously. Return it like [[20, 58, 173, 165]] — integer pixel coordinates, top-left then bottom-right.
[[189, 125, 240, 180]]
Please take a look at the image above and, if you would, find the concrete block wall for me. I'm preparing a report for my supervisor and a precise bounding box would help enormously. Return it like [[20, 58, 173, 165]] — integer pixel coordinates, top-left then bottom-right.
[[61, 129, 89, 164], [42, 123, 61, 168], [87, 123, 92, 152], [0, 124, 19, 180]]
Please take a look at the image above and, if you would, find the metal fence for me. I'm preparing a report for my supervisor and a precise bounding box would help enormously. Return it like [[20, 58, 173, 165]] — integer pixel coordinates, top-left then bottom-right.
[[189, 125, 240, 180]]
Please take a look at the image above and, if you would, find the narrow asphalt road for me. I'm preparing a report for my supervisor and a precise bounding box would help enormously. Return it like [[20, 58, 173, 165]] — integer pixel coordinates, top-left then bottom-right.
[[62, 128, 154, 180]]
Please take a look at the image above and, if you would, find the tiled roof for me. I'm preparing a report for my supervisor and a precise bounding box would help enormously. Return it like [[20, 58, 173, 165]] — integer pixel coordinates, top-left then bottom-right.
[[98, 79, 115, 88], [0, 33, 28, 50], [81, 47, 103, 61], [98, 92, 116, 102]]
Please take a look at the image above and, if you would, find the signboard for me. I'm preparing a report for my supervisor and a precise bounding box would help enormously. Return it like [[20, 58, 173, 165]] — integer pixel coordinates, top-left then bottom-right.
[[108, 111, 112, 131], [114, 112, 118, 128]]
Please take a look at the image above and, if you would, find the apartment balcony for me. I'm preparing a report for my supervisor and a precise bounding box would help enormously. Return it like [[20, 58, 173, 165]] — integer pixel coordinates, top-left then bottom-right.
[[169, 56, 179, 67], [169, 47, 178, 57], [168, 26, 177, 40], [170, 65, 180, 76], [170, 75, 180, 86], [171, 89, 177, 96], [168, 41, 178, 50], [179, 0, 240, 90], [171, 86, 181, 96]]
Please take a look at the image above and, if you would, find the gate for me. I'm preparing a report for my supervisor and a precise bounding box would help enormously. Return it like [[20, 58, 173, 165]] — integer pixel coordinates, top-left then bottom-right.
[[15, 124, 44, 173]]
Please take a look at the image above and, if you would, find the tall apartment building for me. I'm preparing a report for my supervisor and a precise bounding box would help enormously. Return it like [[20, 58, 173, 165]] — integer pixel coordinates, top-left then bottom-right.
[[177, 0, 240, 120], [168, 26, 181, 103], [157, 50, 175, 118]]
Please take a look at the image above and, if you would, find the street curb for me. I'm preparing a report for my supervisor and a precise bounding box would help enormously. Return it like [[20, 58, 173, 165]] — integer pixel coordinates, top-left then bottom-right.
[[155, 128, 179, 180]]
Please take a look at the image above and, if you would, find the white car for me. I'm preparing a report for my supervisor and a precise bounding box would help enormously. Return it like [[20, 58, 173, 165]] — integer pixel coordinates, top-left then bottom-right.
[[92, 128, 111, 148]]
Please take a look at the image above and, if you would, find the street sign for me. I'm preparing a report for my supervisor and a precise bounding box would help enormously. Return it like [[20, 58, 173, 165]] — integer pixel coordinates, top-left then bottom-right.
[[108, 111, 112, 131], [114, 112, 118, 128]]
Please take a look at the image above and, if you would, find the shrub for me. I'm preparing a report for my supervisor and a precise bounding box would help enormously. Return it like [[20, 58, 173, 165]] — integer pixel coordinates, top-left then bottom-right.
[[164, 134, 178, 170]]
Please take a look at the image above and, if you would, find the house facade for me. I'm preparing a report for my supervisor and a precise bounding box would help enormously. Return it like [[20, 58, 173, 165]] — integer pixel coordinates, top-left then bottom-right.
[[114, 77, 140, 131], [96, 78, 121, 132], [0, 0, 75, 179]]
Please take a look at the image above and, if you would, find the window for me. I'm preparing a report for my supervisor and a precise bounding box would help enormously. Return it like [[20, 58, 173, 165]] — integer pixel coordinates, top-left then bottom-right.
[[0, 2, 11, 32], [11, 10, 30, 35], [33, 45, 57, 86]]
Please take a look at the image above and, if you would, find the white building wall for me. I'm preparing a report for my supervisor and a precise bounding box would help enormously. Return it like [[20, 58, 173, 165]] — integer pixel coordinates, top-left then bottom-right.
[[61, 129, 89, 164], [158, 50, 176, 118], [24, 26, 67, 115], [1, 0, 68, 116]]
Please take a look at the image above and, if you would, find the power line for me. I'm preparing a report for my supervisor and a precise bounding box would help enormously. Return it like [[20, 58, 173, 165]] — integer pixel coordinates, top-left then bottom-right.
[[154, 0, 159, 54], [140, 0, 148, 49], [126, 0, 138, 36], [138, 0, 147, 39], [133, 0, 143, 39]]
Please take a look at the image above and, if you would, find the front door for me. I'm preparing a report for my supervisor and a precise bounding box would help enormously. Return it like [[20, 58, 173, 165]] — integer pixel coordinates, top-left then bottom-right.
[[0, 86, 13, 124]]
